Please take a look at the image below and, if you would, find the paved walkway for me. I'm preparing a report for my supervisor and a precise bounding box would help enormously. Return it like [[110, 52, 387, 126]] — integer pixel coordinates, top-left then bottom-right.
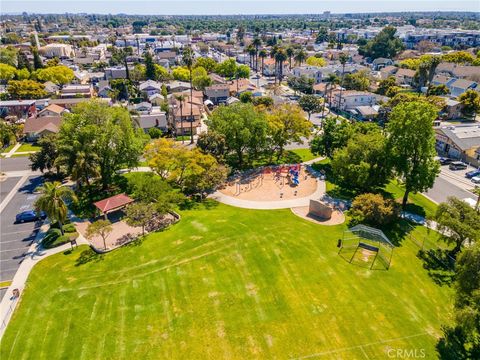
[[0, 220, 88, 340], [1, 143, 21, 158]]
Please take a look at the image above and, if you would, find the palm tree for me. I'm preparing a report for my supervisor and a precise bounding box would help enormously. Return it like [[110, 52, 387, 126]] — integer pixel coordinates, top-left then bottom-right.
[[174, 94, 186, 143], [258, 49, 267, 75], [337, 52, 349, 113], [182, 46, 195, 144], [286, 47, 294, 70], [274, 48, 287, 84], [294, 49, 307, 66], [34, 181, 76, 234], [252, 37, 262, 71], [246, 45, 256, 69], [70, 150, 99, 188]]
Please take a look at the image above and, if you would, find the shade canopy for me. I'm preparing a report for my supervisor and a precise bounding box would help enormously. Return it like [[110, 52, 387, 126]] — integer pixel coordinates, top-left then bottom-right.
[[94, 193, 134, 214]]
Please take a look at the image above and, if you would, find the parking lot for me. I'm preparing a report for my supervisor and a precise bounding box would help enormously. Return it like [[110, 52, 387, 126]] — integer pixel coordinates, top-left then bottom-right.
[[0, 176, 43, 284]]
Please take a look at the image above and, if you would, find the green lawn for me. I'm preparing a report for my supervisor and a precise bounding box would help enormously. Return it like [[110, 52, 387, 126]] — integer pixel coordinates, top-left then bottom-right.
[[0, 203, 453, 359], [16, 143, 41, 152], [288, 148, 317, 162]]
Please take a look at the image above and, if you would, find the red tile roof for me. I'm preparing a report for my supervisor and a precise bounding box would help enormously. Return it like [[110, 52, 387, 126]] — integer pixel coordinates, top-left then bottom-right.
[[94, 193, 134, 213]]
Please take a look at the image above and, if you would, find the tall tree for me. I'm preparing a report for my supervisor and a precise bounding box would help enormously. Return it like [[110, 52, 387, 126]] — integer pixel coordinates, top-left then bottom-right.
[[294, 49, 307, 66], [144, 51, 156, 80], [174, 94, 186, 142], [258, 49, 267, 74], [434, 197, 480, 256], [358, 26, 405, 59], [310, 116, 353, 158], [387, 101, 440, 209], [34, 181, 76, 234], [206, 102, 267, 166], [267, 103, 311, 159], [252, 37, 262, 71], [29, 134, 60, 175], [57, 100, 146, 189], [86, 220, 113, 250], [125, 202, 156, 235], [298, 95, 322, 120], [337, 53, 349, 112]]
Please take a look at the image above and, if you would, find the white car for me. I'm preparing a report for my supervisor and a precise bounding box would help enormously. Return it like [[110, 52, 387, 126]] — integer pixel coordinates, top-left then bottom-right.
[[471, 176, 480, 184]]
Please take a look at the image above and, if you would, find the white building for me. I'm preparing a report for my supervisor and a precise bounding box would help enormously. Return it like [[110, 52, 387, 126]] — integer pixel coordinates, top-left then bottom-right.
[[39, 43, 75, 58]]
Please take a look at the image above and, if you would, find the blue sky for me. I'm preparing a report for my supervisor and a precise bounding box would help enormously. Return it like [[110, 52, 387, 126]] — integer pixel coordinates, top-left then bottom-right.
[[2, 1, 479, 15]]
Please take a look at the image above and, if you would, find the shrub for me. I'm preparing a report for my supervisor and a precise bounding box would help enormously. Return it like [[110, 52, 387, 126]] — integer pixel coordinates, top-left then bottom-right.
[[56, 235, 71, 244], [62, 223, 76, 233], [349, 193, 400, 227]]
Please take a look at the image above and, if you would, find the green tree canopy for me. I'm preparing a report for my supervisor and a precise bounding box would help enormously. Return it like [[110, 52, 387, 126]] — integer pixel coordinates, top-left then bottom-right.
[[387, 101, 440, 209], [359, 26, 405, 59]]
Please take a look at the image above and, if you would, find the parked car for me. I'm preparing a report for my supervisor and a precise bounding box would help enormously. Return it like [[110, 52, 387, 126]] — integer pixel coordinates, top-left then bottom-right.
[[471, 176, 480, 184], [15, 210, 46, 224], [438, 157, 454, 165], [449, 161, 467, 170], [465, 169, 480, 179]]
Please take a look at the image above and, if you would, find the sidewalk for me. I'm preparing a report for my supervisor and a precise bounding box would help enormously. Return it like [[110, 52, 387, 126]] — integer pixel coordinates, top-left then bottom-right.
[[1, 143, 21, 158]]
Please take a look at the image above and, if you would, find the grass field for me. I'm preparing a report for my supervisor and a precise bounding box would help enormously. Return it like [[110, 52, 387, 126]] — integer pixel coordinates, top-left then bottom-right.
[[16, 143, 41, 152], [0, 203, 453, 359]]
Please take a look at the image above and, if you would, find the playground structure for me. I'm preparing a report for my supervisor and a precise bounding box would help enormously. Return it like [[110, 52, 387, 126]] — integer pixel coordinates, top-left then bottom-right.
[[219, 164, 319, 202], [338, 224, 394, 270]]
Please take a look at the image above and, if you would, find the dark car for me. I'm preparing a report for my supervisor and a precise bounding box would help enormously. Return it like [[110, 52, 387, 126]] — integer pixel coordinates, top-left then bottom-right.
[[449, 161, 468, 171], [438, 157, 454, 165], [465, 169, 480, 179], [15, 210, 46, 224]]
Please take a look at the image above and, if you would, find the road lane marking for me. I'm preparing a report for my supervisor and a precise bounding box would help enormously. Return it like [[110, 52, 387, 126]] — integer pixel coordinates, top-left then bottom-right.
[[0, 175, 29, 214]]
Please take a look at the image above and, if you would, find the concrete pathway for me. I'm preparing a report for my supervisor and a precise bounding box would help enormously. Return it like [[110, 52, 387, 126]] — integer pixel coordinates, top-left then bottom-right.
[[0, 220, 88, 340], [1, 143, 21, 158]]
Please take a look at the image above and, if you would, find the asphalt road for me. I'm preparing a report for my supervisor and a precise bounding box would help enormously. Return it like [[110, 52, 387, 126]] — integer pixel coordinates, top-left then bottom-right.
[[425, 175, 475, 204], [0, 175, 44, 282], [0, 157, 32, 173]]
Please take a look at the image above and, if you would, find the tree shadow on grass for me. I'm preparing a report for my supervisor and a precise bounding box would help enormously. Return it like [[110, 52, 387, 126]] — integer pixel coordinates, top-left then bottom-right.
[[380, 220, 414, 247], [417, 249, 455, 286], [179, 198, 219, 211], [75, 248, 104, 266]]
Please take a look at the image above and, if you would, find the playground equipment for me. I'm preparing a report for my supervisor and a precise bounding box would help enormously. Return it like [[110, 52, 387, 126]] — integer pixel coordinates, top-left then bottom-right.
[[288, 164, 301, 186]]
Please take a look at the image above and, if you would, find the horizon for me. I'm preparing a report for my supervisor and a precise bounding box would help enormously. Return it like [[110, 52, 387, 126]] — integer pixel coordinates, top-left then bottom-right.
[[3, 0, 480, 16]]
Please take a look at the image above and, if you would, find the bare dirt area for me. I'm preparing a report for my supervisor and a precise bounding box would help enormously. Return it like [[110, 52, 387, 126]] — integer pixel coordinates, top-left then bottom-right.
[[219, 167, 318, 202]]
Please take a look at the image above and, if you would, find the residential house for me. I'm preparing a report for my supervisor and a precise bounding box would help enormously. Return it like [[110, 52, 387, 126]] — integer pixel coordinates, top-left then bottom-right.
[[168, 81, 191, 93], [435, 124, 480, 166], [60, 84, 93, 98], [333, 91, 377, 110], [23, 116, 61, 141], [229, 78, 260, 96], [133, 108, 168, 132], [43, 81, 60, 95], [372, 58, 394, 70], [439, 97, 463, 120], [0, 100, 37, 119], [447, 79, 477, 98], [156, 51, 177, 66], [149, 93, 165, 106], [139, 80, 162, 97], [169, 93, 203, 136], [262, 58, 289, 77], [379, 65, 398, 80], [132, 102, 153, 114], [38, 104, 68, 117], [49, 97, 111, 110], [291, 66, 323, 84], [105, 67, 129, 80], [205, 84, 230, 104], [395, 68, 416, 86], [436, 63, 480, 81]]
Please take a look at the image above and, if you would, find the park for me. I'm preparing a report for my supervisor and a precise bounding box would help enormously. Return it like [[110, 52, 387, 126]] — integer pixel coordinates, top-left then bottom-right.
[[0, 201, 453, 359]]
